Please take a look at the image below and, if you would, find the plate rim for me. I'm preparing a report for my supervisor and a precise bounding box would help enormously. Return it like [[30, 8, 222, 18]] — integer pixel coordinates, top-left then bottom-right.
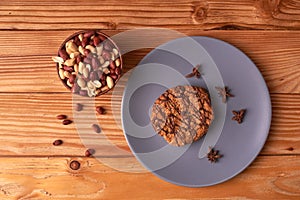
[[121, 36, 272, 187]]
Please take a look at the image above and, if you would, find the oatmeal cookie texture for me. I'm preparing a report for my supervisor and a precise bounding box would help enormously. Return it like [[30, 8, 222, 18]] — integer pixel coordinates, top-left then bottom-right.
[[151, 85, 213, 146]]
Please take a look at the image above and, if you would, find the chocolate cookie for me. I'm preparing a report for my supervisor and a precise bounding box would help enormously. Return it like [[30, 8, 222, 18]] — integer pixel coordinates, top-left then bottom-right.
[[151, 85, 213, 146]]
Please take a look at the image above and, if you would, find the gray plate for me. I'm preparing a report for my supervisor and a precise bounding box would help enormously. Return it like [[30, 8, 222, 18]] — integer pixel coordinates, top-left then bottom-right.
[[121, 36, 272, 187]]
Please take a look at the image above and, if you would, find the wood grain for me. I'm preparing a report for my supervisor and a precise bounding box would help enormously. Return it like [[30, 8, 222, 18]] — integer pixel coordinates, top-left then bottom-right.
[[0, 92, 298, 156], [0, 0, 300, 30], [0, 30, 300, 94], [0, 156, 299, 199], [0, 0, 299, 198]]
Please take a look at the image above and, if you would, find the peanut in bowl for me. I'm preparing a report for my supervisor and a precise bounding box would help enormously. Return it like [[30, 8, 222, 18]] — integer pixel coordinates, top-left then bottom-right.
[[52, 30, 123, 97]]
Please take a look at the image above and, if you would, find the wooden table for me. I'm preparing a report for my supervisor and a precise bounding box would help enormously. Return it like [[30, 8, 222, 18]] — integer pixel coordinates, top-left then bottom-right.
[[0, 0, 299, 199]]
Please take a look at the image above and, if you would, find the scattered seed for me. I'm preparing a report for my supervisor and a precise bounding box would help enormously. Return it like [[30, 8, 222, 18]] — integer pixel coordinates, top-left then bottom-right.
[[92, 124, 101, 133], [85, 149, 95, 157], [75, 103, 83, 111], [286, 147, 294, 151], [62, 119, 73, 125], [96, 106, 105, 114], [53, 139, 63, 146], [56, 114, 67, 120]]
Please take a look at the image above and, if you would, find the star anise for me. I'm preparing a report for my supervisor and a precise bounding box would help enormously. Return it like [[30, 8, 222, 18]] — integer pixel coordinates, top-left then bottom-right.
[[185, 64, 201, 78], [207, 147, 222, 163], [232, 109, 247, 124], [215, 86, 234, 103]]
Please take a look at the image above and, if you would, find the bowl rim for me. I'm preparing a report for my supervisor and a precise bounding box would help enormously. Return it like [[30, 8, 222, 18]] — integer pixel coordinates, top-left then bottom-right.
[[56, 29, 123, 97]]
